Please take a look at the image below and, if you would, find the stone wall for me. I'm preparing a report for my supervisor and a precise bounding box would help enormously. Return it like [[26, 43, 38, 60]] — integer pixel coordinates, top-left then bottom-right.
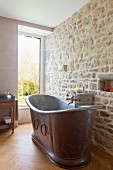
[[45, 0, 113, 155]]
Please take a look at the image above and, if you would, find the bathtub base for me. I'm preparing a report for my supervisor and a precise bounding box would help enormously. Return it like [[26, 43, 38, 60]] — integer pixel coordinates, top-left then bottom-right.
[[32, 132, 91, 169]]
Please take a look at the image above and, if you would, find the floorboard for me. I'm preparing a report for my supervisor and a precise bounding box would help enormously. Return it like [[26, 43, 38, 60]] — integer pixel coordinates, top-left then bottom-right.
[[0, 123, 113, 170]]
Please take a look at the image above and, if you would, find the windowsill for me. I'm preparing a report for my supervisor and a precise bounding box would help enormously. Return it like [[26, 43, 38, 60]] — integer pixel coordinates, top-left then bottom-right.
[[19, 104, 29, 110]]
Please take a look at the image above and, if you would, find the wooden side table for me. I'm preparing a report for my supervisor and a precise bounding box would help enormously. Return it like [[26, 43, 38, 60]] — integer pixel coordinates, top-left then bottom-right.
[[0, 96, 17, 134]]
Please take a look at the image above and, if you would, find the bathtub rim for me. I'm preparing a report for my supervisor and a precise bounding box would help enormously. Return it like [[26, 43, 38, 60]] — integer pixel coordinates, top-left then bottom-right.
[[26, 94, 102, 114]]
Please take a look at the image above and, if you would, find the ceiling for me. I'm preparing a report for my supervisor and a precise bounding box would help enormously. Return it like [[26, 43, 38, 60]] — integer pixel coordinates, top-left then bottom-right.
[[0, 0, 90, 28]]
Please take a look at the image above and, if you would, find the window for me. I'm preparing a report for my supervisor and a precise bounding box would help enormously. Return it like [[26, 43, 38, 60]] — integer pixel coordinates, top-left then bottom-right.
[[18, 34, 40, 105]]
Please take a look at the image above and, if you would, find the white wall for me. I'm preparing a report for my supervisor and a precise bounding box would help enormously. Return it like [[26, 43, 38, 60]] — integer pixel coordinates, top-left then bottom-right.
[[18, 107, 31, 123], [0, 17, 18, 97], [0, 16, 52, 122]]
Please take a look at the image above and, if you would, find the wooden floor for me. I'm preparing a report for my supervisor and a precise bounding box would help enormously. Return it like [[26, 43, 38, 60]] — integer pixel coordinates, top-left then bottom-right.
[[0, 124, 113, 170]]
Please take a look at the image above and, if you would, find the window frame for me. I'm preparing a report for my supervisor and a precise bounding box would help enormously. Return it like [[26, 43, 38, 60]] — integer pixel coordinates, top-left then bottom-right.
[[18, 32, 45, 107]]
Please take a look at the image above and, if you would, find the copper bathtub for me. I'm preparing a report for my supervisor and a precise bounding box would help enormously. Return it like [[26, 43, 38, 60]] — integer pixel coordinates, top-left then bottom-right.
[[26, 94, 99, 169]]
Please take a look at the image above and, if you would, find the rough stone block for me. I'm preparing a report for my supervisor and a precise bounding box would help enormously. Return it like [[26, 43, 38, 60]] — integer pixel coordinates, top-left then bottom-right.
[[100, 111, 109, 117]]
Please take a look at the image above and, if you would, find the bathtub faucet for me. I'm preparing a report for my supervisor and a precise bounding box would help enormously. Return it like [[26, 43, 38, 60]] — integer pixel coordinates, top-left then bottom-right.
[[66, 92, 80, 107]]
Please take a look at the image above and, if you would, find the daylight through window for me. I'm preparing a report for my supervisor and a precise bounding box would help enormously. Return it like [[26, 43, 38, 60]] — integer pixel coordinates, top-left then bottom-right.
[[18, 34, 40, 105]]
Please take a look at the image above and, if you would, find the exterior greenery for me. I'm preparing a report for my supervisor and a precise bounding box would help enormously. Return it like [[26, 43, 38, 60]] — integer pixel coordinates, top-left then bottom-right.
[[18, 80, 39, 104]]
